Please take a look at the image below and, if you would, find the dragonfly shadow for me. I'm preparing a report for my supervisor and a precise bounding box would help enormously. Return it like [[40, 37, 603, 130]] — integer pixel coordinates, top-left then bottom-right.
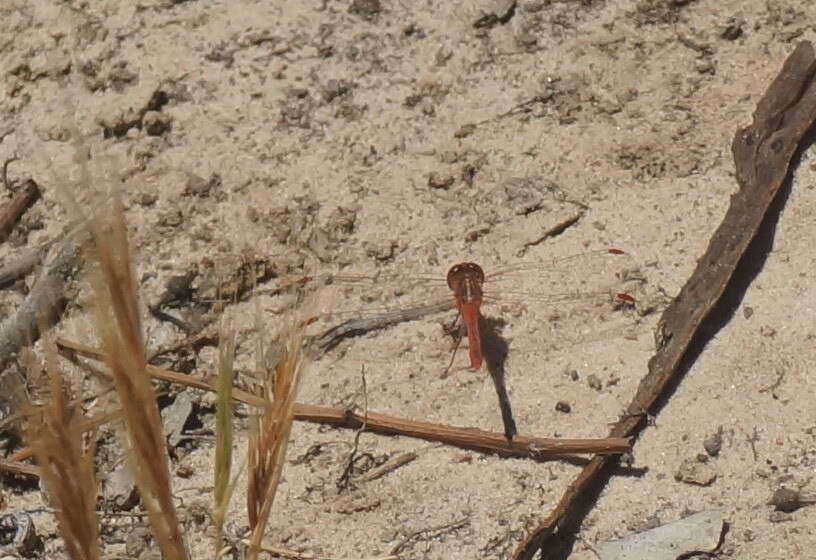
[[479, 314, 517, 441]]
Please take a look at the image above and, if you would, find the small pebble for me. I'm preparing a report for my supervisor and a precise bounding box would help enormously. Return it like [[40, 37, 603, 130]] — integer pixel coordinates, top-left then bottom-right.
[[703, 427, 723, 457], [675, 457, 717, 486], [104, 464, 139, 510], [349, 0, 381, 20], [768, 511, 792, 523], [142, 110, 171, 136], [720, 16, 744, 41], [454, 124, 476, 138], [768, 487, 816, 513], [427, 172, 455, 190], [587, 374, 603, 391]]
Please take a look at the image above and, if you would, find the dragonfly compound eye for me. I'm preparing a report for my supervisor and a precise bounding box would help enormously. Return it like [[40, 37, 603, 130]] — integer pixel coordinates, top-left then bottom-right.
[[446, 262, 485, 289]]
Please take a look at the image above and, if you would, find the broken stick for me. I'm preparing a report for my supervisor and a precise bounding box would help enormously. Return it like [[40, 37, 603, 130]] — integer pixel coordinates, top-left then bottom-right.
[[514, 40, 816, 560], [0, 179, 40, 243]]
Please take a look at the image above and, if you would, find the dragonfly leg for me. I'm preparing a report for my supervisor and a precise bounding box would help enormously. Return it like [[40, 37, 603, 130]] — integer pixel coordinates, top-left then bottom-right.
[[441, 312, 464, 377]]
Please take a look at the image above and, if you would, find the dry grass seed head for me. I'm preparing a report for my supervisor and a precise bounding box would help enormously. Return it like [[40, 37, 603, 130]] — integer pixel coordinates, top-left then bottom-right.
[[70, 136, 189, 559], [24, 343, 100, 560], [246, 320, 308, 559]]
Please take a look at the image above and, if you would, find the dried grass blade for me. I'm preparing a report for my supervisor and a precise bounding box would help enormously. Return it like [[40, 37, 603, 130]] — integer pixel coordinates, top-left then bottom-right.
[[213, 325, 236, 554], [246, 327, 307, 560], [86, 193, 188, 560], [24, 345, 99, 560]]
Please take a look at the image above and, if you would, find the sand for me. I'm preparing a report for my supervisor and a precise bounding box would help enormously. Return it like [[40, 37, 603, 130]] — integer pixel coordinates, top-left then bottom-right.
[[1, 1, 815, 558]]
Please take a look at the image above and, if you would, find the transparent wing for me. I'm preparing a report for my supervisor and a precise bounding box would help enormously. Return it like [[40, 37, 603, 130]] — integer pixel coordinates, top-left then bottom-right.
[[482, 248, 638, 307], [288, 248, 640, 357]]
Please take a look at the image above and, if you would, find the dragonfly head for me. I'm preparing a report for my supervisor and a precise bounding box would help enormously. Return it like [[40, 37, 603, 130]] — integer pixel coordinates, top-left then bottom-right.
[[446, 262, 485, 291]]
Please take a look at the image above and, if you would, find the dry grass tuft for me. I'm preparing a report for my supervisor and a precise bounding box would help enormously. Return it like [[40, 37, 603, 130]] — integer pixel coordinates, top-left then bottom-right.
[[246, 321, 308, 560], [27, 123, 315, 558], [24, 344, 100, 560]]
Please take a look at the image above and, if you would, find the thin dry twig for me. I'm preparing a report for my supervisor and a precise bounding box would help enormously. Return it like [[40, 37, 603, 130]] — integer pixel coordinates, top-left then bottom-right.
[[0, 178, 40, 243], [239, 539, 397, 560], [389, 517, 470, 556], [357, 451, 418, 483], [54, 338, 633, 459], [2, 338, 632, 481], [337, 366, 368, 491], [1, 154, 19, 189], [0, 457, 41, 477]]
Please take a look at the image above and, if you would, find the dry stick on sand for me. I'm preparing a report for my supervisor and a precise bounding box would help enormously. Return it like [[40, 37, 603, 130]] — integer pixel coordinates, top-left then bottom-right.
[[50, 338, 632, 461], [0, 178, 40, 243], [0, 233, 86, 370], [7, 340, 631, 470], [0, 230, 88, 418], [0, 176, 62, 416], [0, 246, 48, 288], [513, 40, 816, 560], [0, 456, 41, 477]]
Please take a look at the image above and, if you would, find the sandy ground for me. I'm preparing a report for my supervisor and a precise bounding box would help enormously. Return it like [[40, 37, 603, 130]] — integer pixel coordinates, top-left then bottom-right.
[[2, 1, 816, 559]]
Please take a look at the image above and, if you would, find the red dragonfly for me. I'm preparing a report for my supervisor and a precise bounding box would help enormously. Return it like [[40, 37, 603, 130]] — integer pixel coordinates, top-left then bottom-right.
[[445, 249, 634, 369], [298, 248, 638, 370]]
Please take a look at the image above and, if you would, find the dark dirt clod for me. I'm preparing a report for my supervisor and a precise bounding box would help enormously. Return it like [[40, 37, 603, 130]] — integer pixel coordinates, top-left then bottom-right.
[[555, 401, 571, 413], [768, 487, 816, 513]]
